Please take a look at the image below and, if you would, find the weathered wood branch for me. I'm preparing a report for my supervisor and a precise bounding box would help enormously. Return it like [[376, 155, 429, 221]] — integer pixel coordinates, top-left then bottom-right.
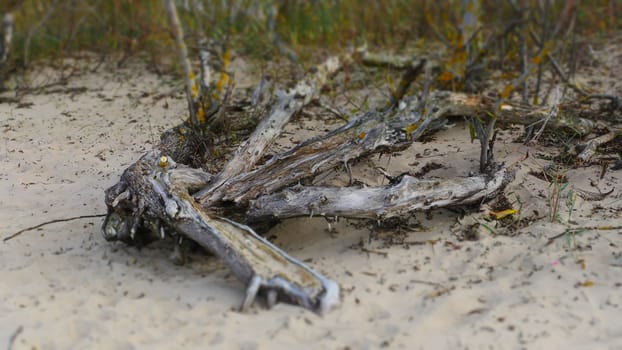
[[99, 30, 622, 315], [197, 92, 477, 207], [104, 76, 603, 313], [103, 151, 338, 314], [195, 55, 344, 202], [247, 166, 509, 222], [163, 0, 199, 125], [496, 100, 597, 135], [103, 56, 349, 313], [357, 46, 441, 72], [198, 89, 596, 208], [576, 130, 619, 163]]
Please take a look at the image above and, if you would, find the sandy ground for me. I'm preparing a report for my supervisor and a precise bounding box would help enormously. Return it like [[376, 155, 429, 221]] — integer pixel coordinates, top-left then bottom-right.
[[2, 58, 622, 350]]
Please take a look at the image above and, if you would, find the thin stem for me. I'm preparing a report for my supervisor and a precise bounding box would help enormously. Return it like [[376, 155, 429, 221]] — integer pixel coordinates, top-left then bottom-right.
[[163, 0, 198, 126]]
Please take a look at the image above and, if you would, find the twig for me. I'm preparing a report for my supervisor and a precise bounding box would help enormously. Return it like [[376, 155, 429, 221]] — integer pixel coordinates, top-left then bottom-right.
[[546, 225, 622, 246], [423, 14, 451, 48], [388, 58, 426, 108], [3, 214, 106, 242], [574, 187, 615, 201], [360, 247, 388, 257], [472, 116, 496, 173], [410, 279, 443, 288], [530, 85, 561, 143], [248, 167, 508, 221], [533, 0, 551, 105], [583, 94, 622, 111], [402, 240, 429, 246], [163, 0, 198, 126], [546, 231, 570, 245], [7, 325, 23, 350], [576, 130, 618, 162], [520, 20, 528, 104], [267, 4, 298, 63], [466, 19, 523, 79], [529, 28, 588, 97], [198, 38, 212, 96]]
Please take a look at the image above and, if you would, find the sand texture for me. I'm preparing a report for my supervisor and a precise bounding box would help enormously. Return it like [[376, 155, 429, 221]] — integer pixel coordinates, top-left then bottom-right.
[[2, 57, 622, 349]]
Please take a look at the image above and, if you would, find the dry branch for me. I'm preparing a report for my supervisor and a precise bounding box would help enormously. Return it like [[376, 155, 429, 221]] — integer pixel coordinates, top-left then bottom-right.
[[231, 92, 479, 204], [0, 12, 13, 66], [104, 151, 338, 313], [576, 130, 619, 163], [357, 46, 441, 72], [248, 166, 509, 221], [200, 89, 602, 208], [164, 0, 199, 125], [4, 214, 106, 242], [104, 47, 615, 314], [195, 55, 344, 203], [104, 57, 349, 313], [102, 53, 606, 312], [103, 76, 601, 313]]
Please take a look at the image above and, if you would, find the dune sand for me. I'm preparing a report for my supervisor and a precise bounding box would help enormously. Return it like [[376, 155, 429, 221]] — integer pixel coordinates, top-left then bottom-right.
[[1, 58, 622, 350]]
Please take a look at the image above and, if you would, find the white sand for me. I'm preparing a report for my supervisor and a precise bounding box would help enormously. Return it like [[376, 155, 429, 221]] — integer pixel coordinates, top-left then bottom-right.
[[1, 60, 622, 350]]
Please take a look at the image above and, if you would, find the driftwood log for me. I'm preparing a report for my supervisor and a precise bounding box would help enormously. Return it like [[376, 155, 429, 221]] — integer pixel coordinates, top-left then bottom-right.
[[102, 34, 622, 313], [102, 41, 622, 313], [101, 50, 533, 314]]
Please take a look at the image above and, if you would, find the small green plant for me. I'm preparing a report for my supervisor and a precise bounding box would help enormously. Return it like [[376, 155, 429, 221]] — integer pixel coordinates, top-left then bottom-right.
[[548, 172, 568, 223], [546, 161, 577, 224], [565, 188, 576, 223], [564, 227, 586, 250]]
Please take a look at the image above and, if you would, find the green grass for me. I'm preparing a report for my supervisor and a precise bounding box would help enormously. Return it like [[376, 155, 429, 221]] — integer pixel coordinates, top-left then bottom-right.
[[2, 0, 618, 71]]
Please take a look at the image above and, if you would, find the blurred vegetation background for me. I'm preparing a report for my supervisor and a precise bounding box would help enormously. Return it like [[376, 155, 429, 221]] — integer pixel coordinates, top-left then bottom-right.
[[1, 1, 619, 66], [0, 0, 620, 99]]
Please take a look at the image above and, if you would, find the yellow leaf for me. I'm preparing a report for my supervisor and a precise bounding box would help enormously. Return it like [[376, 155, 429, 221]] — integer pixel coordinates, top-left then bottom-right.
[[386, 75, 394, 92], [216, 72, 229, 94], [222, 50, 231, 68], [438, 71, 453, 82], [467, 1, 475, 13], [191, 82, 199, 98], [579, 280, 594, 287], [533, 43, 552, 65], [500, 84, 513, 99], [489, 209, 517, 220], [500, 72, 517, 80], [196, 106, 206, 123], [358, 132, 366, 139], [533, 55, 542, 65], [405, 122, 422, 139]]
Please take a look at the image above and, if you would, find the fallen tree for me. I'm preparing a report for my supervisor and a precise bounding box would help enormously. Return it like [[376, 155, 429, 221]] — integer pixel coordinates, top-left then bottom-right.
[[101, 45, 526, 313], [102, 46, 622, 313], [101, 1, 622, 315]]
